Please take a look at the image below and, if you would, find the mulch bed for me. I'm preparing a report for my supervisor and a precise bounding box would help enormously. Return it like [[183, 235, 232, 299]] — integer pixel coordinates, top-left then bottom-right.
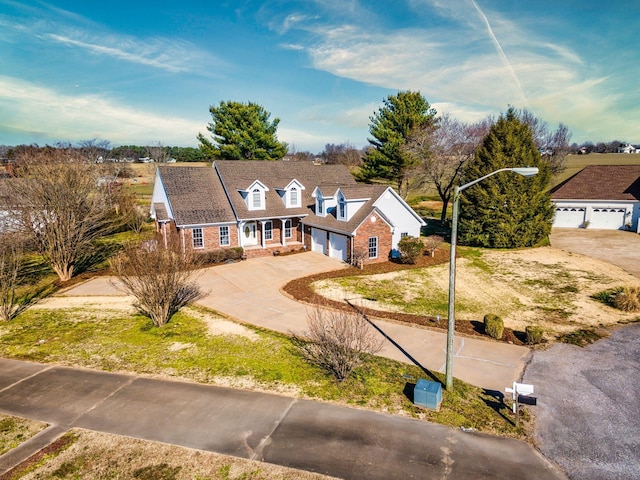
[[282, 248, 524, 345]]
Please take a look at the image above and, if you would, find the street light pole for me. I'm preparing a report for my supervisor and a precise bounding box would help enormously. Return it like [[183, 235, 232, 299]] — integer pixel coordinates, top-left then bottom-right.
[[445, 167, 539, 391]]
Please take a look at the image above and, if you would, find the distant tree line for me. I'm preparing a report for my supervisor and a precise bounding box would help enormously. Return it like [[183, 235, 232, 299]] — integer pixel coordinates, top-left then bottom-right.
[[569, 140, 638, 154]]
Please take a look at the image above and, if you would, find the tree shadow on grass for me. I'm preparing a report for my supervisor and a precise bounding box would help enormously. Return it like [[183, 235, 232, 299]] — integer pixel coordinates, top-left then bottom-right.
[[482, 389, 514, 426], [346, 299, 442, 386]]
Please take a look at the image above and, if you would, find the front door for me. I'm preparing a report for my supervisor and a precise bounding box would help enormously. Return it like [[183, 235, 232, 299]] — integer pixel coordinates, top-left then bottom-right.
[[242, 221, 258, 245]]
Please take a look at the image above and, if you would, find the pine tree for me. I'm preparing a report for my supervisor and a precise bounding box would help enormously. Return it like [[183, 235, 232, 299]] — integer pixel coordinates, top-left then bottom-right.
[[197, 101, 288, 160], [458, 108, 554, 248], [359, 91, 436, 197]]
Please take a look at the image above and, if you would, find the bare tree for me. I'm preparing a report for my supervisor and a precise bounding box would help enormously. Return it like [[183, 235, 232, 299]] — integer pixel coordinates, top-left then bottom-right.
[[110, 238, 203, 327], [511, 108, 572, 175], [292, 306, 384, 382], [78, 138, 112, 163], [404, 114, 490, 223], [8, 147, 115, 281], [146, 141, 171, 165], [321, 143, 363, 166], [0, 233, 22, 321]]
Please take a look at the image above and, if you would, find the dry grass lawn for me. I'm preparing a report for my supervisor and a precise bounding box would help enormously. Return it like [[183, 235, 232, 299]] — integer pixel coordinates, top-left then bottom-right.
[[313, 246, 640, 336], [14, 429, 335, 480]]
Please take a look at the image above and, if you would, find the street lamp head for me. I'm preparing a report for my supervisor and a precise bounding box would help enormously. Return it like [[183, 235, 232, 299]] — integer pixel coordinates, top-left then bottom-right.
[[510, 167, 539, 177]]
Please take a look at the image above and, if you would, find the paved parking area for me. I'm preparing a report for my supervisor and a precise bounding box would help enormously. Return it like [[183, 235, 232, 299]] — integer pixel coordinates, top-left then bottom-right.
[[523, 324, 640, 480], [550, 229, 640, 278]]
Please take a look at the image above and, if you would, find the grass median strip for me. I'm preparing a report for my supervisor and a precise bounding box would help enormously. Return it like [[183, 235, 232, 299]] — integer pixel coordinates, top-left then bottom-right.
[[0, 305, 527, 438], [0, 415, 48, 456]]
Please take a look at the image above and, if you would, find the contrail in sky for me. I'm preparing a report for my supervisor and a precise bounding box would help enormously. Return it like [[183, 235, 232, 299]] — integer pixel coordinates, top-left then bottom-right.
[[470, 0, 528, 106]]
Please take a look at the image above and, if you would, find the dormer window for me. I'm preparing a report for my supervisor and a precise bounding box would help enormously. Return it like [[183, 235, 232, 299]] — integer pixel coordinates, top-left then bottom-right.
[[242, 180, 268, 211], [317, 198, 324, 216], [290, 187, 298, 207], [338, 196, 346, 220], [252, 189, 262, 209], [278, 180, 304, 208]]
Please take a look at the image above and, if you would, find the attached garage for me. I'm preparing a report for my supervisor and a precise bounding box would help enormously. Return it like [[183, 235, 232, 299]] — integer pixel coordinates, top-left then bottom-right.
[[551, 165, 640, 233], [590, 208, 626, 230], [554, 207, 586, 228], [329, 232, 348, 262], [311, 228, 327, 254]]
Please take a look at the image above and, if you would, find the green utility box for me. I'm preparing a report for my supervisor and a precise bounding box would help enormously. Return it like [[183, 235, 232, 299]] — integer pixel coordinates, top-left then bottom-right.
[[414, 379, 442, 410]]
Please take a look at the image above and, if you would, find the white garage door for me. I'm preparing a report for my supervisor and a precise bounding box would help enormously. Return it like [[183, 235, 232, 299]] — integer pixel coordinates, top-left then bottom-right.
[[329, 233, 348, 262], [311, 228, 327, 254], [554, 207, 586, 228], [590, 208, 626, 230]]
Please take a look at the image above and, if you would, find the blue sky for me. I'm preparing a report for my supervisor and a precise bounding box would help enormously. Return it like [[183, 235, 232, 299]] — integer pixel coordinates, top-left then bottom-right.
[[1, 0, 638, 152]]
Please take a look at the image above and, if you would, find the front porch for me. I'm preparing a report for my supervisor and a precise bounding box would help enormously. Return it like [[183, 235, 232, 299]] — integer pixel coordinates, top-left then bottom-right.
[[242, 241, 305, 259]]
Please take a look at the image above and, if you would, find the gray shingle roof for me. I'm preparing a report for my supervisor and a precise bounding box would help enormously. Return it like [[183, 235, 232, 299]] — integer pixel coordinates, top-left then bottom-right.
[[214, 160, 358, 221], [157, 161, 394, 232], [158, 166, 236, 226], [552, 165, 640, 201], [302, 184, 390, 234]]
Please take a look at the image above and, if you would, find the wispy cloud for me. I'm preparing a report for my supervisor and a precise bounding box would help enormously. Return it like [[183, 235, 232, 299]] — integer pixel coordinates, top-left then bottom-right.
[[270, 0, 631, 141], [0, 2, 225, 75], [0, 76, 205, 145], [44, 32, 215, 74]]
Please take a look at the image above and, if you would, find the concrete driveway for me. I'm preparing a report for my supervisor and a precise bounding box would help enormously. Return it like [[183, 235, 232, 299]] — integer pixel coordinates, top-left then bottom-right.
[[58, 252, 530, 392], [193, 253, 530, 393], [550, 229, 640, 278]]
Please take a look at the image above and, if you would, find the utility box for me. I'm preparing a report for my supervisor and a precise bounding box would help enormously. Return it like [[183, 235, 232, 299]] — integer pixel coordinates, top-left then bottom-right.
[[414, 379, 442, 410]]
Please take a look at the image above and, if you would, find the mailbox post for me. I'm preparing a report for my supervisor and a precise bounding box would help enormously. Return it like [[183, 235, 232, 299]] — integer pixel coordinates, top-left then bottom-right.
[[505, 382, 536, 424]]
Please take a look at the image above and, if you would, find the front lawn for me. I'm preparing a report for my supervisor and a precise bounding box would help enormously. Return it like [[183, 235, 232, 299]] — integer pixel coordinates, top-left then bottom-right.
[[0, 305, 527, 439]]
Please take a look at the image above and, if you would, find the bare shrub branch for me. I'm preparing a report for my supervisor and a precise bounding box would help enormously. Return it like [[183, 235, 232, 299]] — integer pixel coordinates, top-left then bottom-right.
[[0, 233, 23, 321], [110, 237, 203, 327], [293, 306, 384, 382]]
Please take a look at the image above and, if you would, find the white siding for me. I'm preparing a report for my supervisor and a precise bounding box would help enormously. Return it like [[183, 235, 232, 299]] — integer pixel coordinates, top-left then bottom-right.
[[150, 169, 173, 220], [373, 188, 425, 256]]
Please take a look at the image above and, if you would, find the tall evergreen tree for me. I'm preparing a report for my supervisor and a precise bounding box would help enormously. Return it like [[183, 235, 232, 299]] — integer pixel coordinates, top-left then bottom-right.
[[458, 108, 554, 248], [197, 101, 288, 160], [359, 91, 437, 197]]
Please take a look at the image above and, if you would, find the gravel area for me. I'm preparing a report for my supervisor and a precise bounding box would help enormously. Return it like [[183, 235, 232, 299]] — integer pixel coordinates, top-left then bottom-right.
[[523, 323, 640, 480]]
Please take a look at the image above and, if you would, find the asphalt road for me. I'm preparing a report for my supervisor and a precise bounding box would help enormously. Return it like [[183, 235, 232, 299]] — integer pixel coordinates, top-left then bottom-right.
[[523, 323, 640, 480], [0, 358, 566, 479]]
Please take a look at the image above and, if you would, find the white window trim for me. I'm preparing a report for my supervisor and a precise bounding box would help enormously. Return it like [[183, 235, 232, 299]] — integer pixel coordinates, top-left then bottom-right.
[[284, 219, 292, 238], [219, 225, 230, 246], [265, 221, 273, 240], [338, 196, 346, 220], [368, 236, 378, 259], [193, 227, 204, 249]]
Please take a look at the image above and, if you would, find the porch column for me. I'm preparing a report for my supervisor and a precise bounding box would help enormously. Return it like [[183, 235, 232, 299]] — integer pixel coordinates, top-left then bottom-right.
[[238, 222, 244, 248], [281, 218, 288, 246], [260, 220, 267, 249]]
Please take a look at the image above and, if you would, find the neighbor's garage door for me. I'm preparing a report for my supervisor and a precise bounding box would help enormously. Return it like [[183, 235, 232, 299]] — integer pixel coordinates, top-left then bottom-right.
[[311, 228, 327, 255], [329, 233, 348, 262], [554, 207, 586, 228], [590, 208, 626, 230]]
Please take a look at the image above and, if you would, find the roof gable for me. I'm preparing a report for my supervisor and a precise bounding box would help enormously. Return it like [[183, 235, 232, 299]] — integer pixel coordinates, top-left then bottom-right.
[[156, 166, 236, 226], [552, 165, 640, 201]]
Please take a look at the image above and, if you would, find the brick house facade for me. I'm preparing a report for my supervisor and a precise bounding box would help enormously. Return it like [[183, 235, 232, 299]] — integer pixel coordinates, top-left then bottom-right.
[[151, 161, 424, 265]]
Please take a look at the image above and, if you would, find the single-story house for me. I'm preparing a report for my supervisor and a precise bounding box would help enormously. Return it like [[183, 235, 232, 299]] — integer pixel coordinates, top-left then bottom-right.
[[551, 165, 640, 232], [150, 161, 425, 264]]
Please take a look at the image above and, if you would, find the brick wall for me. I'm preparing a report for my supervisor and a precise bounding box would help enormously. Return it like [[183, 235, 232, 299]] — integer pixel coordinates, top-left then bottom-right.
[[353, 212, 393, 264]]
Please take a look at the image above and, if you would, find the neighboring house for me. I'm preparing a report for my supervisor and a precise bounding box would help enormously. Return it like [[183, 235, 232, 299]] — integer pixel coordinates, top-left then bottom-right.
[[150, 161, 425, 264], [618, 144, 639, 154], [551, 165, 640, 232]]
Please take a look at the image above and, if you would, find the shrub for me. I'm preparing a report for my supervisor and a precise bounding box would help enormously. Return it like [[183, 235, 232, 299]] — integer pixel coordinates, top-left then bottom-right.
[[483, 314, 504, 340], [397, 236, 424, 264], [292, 306, 384, 382], [196, 247, 244, 265], [612, 286, 640, 312], [422, 235, 443, 257], [525, 326, 544, 345]]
